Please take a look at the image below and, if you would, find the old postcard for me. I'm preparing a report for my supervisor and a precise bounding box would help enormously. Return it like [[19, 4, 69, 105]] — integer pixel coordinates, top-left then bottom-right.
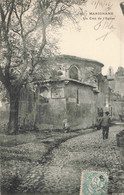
[[0, 0, 124, 195]]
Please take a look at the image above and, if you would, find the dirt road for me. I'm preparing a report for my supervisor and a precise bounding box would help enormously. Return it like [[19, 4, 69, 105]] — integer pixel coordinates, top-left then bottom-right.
[[15, 125, 124, 195]]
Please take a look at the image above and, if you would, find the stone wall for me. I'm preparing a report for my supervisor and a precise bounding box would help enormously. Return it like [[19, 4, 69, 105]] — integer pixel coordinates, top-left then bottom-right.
[[18, 86, 37, 128], [111, 100, 124, 120], [18, 83, 67, 130], [115, 77, 124, 96], [95, 76, 110, 114], [65, 82, 96, 129], [18, 80, 97, 131]]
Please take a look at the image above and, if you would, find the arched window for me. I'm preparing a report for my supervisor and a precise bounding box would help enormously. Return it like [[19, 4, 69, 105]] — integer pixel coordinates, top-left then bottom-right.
[[69, 66, 79, 80], [40, 86, 48, 94]]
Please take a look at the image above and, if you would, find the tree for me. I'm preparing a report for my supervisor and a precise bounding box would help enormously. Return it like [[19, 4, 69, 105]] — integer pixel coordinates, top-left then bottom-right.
[[0, 82, 9, 104], [0, 0, 87, 133]]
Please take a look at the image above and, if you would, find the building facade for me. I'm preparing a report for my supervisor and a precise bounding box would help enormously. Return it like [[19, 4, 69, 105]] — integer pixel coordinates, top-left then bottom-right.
[[107, 66, 124, 120], [18, 55, 104, 130]]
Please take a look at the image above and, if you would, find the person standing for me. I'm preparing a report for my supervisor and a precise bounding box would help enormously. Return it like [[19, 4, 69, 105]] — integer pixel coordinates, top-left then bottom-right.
[[101, 111, 111, 139], [63, 119, 70, 133]]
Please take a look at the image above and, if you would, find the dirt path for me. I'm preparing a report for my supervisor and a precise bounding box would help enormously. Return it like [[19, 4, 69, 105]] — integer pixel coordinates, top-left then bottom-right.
[[15, 125, 124, 195]]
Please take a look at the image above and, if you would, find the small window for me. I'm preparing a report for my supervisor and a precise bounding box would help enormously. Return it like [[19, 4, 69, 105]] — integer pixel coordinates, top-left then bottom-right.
[[40, 87, 48, 93], [39, 87, 49, 98], [110, 106, 112, 116], [77, 89, 79, 104]]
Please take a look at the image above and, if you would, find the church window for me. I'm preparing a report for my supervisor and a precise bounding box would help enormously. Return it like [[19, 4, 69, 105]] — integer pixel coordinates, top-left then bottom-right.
[[69, 66, 79, 80]]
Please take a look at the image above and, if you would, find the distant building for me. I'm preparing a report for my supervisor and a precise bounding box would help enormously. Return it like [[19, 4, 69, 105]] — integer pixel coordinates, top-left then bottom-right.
[[107, 66, 124, 120], [114, 67, 124, 97], [108, 66, 124, 97]]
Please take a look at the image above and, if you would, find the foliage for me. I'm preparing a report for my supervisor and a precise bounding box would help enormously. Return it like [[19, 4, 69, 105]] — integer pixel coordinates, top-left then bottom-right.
[[0, 0, 87, 131], [0, 0, 87, 89]]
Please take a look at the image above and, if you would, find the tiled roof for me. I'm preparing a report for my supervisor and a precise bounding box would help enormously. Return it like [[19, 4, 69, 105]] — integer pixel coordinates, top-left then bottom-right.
[[34, 78, 96, 88]]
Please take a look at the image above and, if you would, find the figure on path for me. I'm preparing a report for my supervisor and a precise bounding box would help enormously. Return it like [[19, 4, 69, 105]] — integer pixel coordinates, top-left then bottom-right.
[[101, 111, 111, 140], [63, 119, 70, 133]]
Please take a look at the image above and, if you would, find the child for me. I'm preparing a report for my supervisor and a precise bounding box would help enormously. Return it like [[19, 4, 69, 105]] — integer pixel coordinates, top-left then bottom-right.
[[63, 119, 70, 133]]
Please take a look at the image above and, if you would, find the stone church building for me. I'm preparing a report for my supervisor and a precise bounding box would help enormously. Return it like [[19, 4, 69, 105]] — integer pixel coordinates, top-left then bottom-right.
[[18, 55, 106, 130]]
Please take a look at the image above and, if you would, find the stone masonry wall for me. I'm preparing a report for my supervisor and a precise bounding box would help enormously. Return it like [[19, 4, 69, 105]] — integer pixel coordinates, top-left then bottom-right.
[[65, 82, 96, 129]]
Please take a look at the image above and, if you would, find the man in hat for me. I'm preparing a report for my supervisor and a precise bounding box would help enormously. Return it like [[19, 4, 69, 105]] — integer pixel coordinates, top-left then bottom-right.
[[101, 111, 111, 139]]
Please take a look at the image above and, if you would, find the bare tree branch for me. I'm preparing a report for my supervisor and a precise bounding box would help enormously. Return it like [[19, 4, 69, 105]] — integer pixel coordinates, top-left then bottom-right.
[[6, 0, 15, 33], [0, 3, 12, 84], [0, 3, 6, 22], [24, 19, 39, 38]]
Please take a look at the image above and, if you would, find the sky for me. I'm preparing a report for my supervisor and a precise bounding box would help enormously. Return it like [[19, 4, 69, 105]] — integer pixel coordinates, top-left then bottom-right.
[[58, 0, 124, 75]]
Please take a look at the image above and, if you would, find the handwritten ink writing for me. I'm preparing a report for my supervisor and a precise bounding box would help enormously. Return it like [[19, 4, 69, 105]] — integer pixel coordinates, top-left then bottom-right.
[[94, 19, 115, 31], [102, 20, 115, 30], [91, 0, 113, 11], [96, 30, 114, 41], [94, 18, 104, 30], [93, 18, 116, 41]]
